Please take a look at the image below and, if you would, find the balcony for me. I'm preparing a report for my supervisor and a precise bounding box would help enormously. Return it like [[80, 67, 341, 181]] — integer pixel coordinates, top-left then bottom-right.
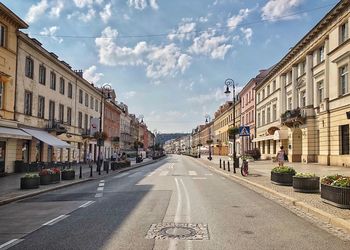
[[281, 108, 306, 128], [47, 120, 67, 135], [81, 129, 93, 139]]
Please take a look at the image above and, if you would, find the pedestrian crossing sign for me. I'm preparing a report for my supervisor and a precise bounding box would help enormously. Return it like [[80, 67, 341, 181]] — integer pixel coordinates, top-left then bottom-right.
[[239, 126, 250, 136]]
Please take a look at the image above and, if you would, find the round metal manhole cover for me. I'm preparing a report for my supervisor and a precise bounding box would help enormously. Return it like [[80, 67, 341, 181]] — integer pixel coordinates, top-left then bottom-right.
[[160, 226, 197, 238]]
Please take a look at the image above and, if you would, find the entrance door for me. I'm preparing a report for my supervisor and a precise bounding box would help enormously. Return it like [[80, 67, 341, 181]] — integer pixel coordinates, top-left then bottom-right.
[[0, 141, 6, 173]]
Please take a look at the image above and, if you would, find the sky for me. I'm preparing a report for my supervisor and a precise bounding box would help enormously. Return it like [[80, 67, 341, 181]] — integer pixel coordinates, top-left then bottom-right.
[[2, 0, 338, 133]]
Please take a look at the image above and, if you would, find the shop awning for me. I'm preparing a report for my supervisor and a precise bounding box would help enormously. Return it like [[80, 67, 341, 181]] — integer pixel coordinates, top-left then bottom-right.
[[252, 135, 274, 142], [274, 129, 288, 140], [0, 127, 32, 140], [22, 128, 71, 148]]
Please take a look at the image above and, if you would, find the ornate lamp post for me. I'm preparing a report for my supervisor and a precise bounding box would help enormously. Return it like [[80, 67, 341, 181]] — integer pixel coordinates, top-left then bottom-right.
[[97, 83, 112, 175], [224, 78, 237, 173], [205, 115, 212, 161]]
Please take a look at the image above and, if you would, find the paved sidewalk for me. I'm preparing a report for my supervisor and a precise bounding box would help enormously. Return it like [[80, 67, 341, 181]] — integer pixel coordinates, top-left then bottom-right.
[[195, 154, 350, 233], [0, 157, 155, 206]]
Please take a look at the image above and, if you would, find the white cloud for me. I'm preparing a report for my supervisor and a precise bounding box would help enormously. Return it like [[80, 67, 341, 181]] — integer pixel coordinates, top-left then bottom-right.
[[73, 0, 102, 8], [168, 22, 196, 41], [123, 14, 131, 20], [49, 0, 64, 18], [188, 29, 232, 60], [227, 8, 251, 30], [95, 27, 191, 79], [261, 0, 303, 21], [25, 0, 49, 23], [83, 65, 104, 83], [128, 0, 159, 10], [149, 0, 159, 10], [198, 16, 209, 23], [79, 8, 96, 22], [123, 91, 137, 99], [100, 3, 112, 23], [240, 27, 253, 45], [187, 88, 227, 104], [40, 26, 63, 43]]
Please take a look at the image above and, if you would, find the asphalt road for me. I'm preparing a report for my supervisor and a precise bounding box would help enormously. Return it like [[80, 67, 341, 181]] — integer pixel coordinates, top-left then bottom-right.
[[0, 155, 349, 250]]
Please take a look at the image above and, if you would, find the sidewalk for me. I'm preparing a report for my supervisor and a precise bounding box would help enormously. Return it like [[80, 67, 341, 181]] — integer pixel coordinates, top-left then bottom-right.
[[196, 154, 350, 233], [0, 157, 156, 206]]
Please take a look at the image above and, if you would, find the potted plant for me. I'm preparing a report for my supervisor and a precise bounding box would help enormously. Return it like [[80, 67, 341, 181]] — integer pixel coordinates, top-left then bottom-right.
[[20, 173, 40, 189], [51, 168, 61, 183], [271, 166, 296, 186], [61, 168, 75, 180], [293, 172, 320, 193], [39, 169, 53, 185], [321, 175, 350, 208]]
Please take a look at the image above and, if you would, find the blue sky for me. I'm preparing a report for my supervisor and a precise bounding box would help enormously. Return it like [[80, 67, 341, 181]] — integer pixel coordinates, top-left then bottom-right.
[[3, 0, 337, 133]]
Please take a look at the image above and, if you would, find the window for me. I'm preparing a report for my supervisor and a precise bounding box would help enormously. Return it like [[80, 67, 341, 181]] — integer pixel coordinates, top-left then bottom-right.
[[288, 97, 292, 110], [90, 96, 94, 109], [262, 110, 265, 125], [78, 112, 82, 128], [0, 81, 3, 109], [59, 104, 64, 123], [317, 80, 324, 105], [50, 72, 56, 90], [67, 107, 72, 125], [339, 22, 348, 44], [340, 125, 349, 155], [79, 89, 83, 104], [267, 107, 271, 123], [318, 46, 324, 63], [84, 114, 88, 129], [257, 93, 260, 103], [59, 78, 65, 95], [272, 80, 276, 91], [95, 99, 98, 112], [267, 85, 270, 95], [49, 100, 55, 121], [272, 104, 277, 121], [300, 90, 306, 107], [24, 91, 33, 115], [339, 65, 348, 95], [68, 83, 73, 98], [85, 93, 89, 107], [39, 65, 46, 85], [25, 57, 34, 79], [0, 24, 5, 47], [262, 89, 265, 99], [299, 61, 306, 76], [38, 96, 45, 118]]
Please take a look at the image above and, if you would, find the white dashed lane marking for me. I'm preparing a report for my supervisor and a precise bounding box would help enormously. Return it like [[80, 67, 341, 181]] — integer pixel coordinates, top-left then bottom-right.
[[98, 183, 105, 187], [95, 193, 103, 198], [204, 173, 213, 176], [188, 171, 197, 176], [79, 201, 95, 208], [42, 215, 69, 226], [192, 177, 207, 180]]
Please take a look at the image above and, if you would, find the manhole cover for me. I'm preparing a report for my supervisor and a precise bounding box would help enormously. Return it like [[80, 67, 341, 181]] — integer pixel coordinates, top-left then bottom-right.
[[146, 223, 209, 240]]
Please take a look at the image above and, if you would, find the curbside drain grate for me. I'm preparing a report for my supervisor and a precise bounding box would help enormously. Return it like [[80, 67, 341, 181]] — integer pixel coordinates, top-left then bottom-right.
[[145, 223, 209, 240]]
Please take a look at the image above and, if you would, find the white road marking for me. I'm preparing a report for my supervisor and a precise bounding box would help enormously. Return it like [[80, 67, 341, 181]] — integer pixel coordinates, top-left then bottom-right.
[[43, 215, 69, 226], [192, 177, 207, 180], [100, 180, 105, 183], [97, 187, 104, 191], [0, 239, 24, 250], [188, 171, 197, 176], [160, 171, 169, 176], [204, 173, 213, 176], [98, 183, 105, 187], [113, 172, 129, 179], [79, 201, 95, 208], [180, 179, 193, 250], [174, 178, 182, 223], [95, 193, 103, 198]]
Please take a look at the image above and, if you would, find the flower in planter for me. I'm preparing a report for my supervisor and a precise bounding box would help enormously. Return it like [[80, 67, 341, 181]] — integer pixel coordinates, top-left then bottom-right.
[[39, 169, 53, 176], [23, 173, 39, 178], [62, 168, 75, 172], [51, 168, 61, 174], [271, 166, 296, 175], [295, 172, 317, 178], [321, 174, 343, 185], [330, 177, 350, 188]]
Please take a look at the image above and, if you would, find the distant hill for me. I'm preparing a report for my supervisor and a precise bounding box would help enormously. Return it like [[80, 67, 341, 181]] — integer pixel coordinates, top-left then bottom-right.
[[156, 133, 189, 145]]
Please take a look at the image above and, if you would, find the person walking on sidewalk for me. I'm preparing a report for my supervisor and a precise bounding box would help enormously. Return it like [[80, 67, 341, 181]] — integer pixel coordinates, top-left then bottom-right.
[[276, 146, 286, 166]]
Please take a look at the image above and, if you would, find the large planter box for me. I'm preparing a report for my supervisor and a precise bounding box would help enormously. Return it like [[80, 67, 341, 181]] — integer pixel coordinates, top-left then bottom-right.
[[61, 171, 75, 180], [40, 175, 51, 185], [271, 172, 294, 186], [51, 173, 61, 183], [293, 176, 320, 193], [20, 177, 40, 189], [321, 184, 350, 209]]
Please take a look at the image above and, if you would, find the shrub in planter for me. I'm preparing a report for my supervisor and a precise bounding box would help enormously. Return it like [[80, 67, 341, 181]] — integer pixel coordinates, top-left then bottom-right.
[[245, 148, 261, 160], [61, 169, 75, 180], [293, 173, 320, 193], [51, 168, 61, 183], [271, 166, 296, 186], [321, 175, 350, 208], [20, 174, 40, 189], [39, 169, 53, 185]]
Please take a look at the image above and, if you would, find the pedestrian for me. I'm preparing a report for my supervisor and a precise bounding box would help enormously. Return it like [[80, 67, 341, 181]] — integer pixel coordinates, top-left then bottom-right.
[[112, 151, 117, 161], [276, 146, 287, 166]]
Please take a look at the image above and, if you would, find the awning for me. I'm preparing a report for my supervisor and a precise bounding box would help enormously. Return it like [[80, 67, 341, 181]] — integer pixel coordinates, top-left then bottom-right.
[[22, 128, 71, 148], [0, 127, 32, 140], [274, 129, 288, 140], [252, 135, 274, 142]]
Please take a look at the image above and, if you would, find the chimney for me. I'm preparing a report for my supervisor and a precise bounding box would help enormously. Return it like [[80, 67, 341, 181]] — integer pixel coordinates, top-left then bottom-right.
[[74, 70, 83, 77]]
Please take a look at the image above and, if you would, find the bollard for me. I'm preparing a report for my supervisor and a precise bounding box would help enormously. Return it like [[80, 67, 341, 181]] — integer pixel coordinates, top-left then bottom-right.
[[223, 161, 226, 170], [79, 165, 82, 179], [228, 161, 230, 172], [219, 159, 222, 168], [106, 161, 109, 174], [89, 163, 93, 177]]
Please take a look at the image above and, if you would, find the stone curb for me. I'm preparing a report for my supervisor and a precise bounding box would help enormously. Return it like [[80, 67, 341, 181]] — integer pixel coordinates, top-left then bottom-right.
[[0, 156, 167, 207], [193, 157, 350, 234]]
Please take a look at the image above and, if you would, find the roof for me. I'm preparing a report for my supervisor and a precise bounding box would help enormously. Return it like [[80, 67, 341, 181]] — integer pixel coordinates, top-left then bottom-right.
[[0, 3, 28, 29]]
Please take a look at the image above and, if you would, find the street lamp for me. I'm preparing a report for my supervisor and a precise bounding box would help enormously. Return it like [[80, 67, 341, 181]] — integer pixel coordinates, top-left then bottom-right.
[[98, 83, 112, 175], [224, 78, 237, 173], [205, 114, 212, 161]]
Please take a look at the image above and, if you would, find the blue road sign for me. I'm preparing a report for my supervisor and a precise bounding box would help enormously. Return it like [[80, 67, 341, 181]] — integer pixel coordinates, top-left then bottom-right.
[[239, 126, 250, 136]]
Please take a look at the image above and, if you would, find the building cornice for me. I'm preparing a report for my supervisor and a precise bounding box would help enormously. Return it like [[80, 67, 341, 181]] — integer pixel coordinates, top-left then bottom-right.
[[0, 3, 28, 29]]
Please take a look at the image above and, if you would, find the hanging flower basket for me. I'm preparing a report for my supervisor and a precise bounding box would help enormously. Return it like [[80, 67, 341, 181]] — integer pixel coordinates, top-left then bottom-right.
[[206, 139, 213, 145], [228, 127, 239, 139], [93, 131, 108, 140]]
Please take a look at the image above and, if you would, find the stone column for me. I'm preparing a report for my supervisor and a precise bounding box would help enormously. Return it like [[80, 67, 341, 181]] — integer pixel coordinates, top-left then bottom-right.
[[305, 54, 313, 107]]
